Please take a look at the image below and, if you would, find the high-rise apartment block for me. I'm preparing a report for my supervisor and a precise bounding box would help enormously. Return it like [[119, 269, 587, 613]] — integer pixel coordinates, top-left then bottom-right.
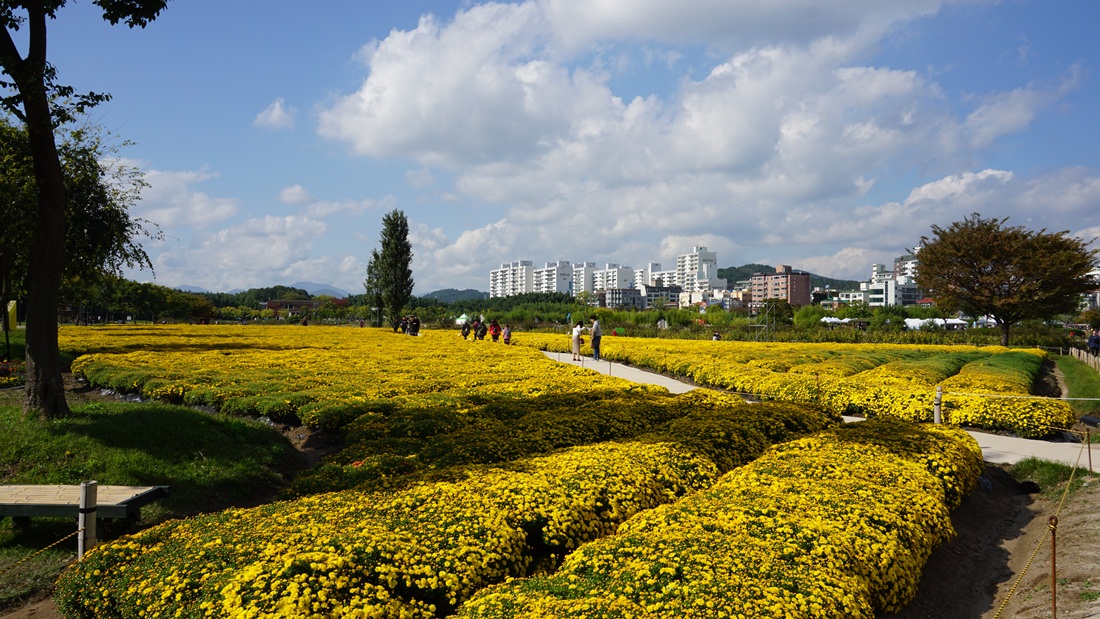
[[532, 261, 574, 295], [676, 246, 726, 292], [488, 260, 534, 298]]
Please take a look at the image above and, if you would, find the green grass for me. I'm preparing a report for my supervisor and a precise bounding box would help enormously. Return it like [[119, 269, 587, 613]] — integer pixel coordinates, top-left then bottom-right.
[[0, 400, 300, 611], [1010, 458, 1092, 499], [1056, 354, 1100, 417]]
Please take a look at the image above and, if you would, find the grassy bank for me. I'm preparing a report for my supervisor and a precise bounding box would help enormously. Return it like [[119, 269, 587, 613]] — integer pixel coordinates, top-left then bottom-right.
[[0, 400, 299, 611]]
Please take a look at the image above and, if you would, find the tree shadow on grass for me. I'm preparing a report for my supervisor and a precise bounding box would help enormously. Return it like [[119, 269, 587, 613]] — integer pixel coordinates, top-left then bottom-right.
[[42, 402, 302, 520]]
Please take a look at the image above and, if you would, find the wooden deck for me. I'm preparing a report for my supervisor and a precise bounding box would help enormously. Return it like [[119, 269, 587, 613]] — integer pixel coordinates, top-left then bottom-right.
[[0, 485, 169, 520]]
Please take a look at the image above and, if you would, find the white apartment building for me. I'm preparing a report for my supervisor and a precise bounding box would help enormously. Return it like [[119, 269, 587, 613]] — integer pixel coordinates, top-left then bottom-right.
[[489, 260, 534, 298], [594, 264, 634, 291], [633, 263, 664, 289], [676, 246, 726, 292], [858, 258, 921, 307], [532, 261, 573, 295], [572, 262, 596, 296]]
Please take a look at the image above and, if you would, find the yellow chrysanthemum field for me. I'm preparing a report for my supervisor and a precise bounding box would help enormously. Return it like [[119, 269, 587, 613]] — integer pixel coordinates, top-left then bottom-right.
[[52, 325, 995, 618], [516, 332, 1074, 438]]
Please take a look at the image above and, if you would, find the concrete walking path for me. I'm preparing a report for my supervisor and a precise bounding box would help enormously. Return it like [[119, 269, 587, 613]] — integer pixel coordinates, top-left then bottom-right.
[[544, 351, 1097, 469]]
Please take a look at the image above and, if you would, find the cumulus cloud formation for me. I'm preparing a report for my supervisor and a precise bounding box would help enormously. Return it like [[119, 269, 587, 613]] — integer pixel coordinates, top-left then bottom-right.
[[141, 1, 1098, 293], [254, 98, 297, 130], [136, 168, 239, 229], [148, 215, 330, 292]]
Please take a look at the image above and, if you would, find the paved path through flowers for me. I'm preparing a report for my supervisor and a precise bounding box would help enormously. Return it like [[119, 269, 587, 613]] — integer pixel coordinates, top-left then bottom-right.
[[544, 351, 1096, 468]]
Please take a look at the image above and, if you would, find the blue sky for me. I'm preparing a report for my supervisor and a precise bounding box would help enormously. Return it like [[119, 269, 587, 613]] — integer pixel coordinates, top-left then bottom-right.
[[23, 0, 1100, 294]]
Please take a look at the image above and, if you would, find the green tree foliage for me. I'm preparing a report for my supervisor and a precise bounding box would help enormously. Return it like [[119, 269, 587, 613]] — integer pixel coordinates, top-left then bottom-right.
[[1, 0, 168, 419], [197, 285, 310, 309], [915, 213, 1099, 346], [373, 209, 414, 322], [756, 299, 794, 326], [1080, 309, 1100, 331], [793, 304, 829, 327], [364, 249, 384, 326]]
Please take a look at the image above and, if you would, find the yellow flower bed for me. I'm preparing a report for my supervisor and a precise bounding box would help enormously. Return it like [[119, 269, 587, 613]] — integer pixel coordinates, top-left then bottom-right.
[[456, 420, 983, 619], [517, 333, 1074, 437], [63, 325, 668, 429], [56, 441, 719, 619]]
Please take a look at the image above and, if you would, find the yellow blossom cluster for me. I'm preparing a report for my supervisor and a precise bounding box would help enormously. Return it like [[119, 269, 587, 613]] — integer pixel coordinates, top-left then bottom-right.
[[456, 420, 983, 619], [63, 325, 666, 429], [56, 441, 720, 619], [518, 334, 1074, 437]]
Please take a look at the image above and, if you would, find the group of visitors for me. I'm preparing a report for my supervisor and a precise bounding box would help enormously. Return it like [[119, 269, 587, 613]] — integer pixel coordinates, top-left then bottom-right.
[[395, 315, 421, 335], [570, 316, 602, 361], [461, 318, 512, 344], [1088, 330, 1100, 356]]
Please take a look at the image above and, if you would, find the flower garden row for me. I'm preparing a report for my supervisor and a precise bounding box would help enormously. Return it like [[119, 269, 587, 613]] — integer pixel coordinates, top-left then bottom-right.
[[519, 333, 1075, 438], [61, 326, 829, 497], [56, 419, 981, 619], [458, 421, 983, 619], [56, 398, 841, 618], [54, 325, 980, 618]]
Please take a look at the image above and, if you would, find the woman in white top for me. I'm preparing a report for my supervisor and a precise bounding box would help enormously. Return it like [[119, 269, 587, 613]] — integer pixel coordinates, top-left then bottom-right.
[[571, 321, 584, 360]]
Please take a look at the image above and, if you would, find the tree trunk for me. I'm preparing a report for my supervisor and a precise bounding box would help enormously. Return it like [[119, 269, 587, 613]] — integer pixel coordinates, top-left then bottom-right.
[[17, 20, 71, 419], [1000, 324, 1010, 347]]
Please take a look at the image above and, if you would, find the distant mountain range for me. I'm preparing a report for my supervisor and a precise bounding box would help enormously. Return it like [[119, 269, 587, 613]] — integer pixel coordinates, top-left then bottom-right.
[[174, 282, 351, 298], [422, 288, 490, 303], [290, 282, 351, 298]]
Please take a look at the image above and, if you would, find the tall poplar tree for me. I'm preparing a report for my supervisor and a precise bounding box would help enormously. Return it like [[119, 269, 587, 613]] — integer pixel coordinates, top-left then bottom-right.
[[372, 209, 414, 324], [915, 213, 1098, 346], [0, 0, 168, 419], [363, 248, 384, 327]]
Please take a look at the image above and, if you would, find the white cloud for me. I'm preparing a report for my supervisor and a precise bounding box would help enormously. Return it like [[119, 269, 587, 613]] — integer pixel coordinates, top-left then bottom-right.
[[279, 184, 312, 204], [136, 168, 239, 228], [253, 98, 297, 130], [146, 215, 331, 291], [964, 66, 1081, 149], [305, 196, 393, 218]]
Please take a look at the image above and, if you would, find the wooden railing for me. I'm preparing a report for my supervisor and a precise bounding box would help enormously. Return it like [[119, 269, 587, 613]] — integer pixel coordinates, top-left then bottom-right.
[[1069, 347, 1100, 373]]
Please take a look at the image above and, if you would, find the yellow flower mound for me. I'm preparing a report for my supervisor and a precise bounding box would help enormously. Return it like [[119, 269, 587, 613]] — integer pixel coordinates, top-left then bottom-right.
[[56, 441, 718, 619], [457, 420, 983, 619], [518, 334, 1074, 438]]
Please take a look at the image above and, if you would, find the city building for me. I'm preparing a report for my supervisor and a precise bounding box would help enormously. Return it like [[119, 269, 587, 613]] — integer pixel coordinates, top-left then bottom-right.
[[572, 262, 596, 296], [604, 288, 644, 309], [750, 265, 812, 308], [593, 264, 634, 292], [638, 284, 683, 309], [676, 246, 726, 292], [489, 260, 534, 298], [532, 260, 573, 295]]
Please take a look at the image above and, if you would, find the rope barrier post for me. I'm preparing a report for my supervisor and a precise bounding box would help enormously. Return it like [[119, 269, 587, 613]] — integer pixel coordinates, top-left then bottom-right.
[[1050, 515, 1058, 619], [1088, 429, 1093, 476], [78, 480, 98, 560], [933, 385, 943, 424]]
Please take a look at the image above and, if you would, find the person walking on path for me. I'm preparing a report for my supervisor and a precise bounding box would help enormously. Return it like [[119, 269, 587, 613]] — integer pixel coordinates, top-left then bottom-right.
[[502, 324, 512, 345], [589, 316, 603, 361], [489, 319, 502, 342], [571, 321, 584, 361], [461, 321, 471, 340], [1089, 330, 1100, 356]]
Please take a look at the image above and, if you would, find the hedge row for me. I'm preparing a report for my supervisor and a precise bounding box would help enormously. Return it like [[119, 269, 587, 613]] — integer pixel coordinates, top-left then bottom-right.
[[56, 400, 836, 619], [518, 334, 1074, 437], [456, 420, 984, 619]]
